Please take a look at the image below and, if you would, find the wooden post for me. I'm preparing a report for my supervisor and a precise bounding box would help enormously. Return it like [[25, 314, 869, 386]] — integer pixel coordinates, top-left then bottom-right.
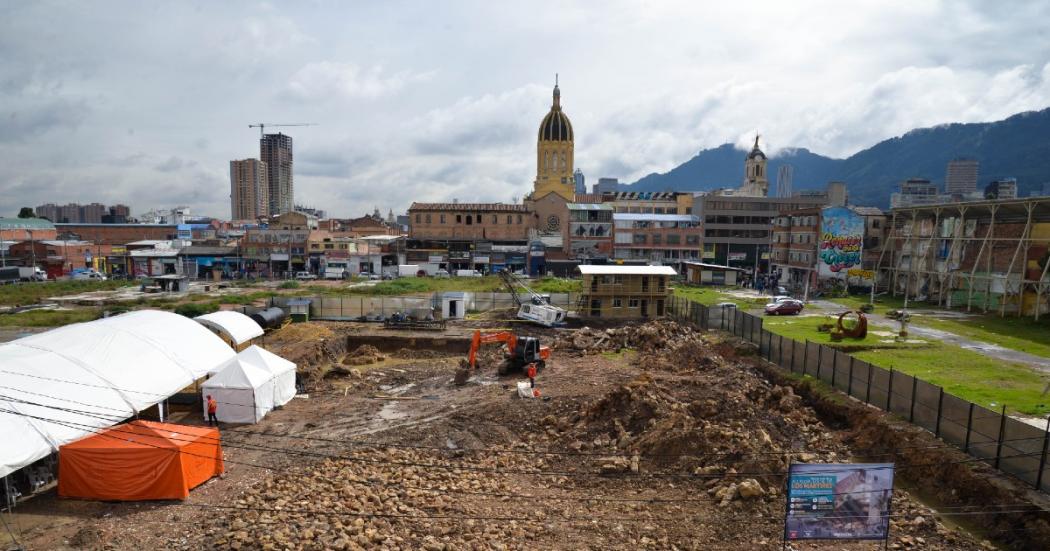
[[886, 368, 894, 412], [935, 387, 944, 438], [994, 405, 1007, 470], [964, 402, 975, 453], [848, 357, 855, 397], [802, 340, 809, 376], [831, 350, 837, 388], [865, 364, 873, 404], [909, 376, 918, 423]]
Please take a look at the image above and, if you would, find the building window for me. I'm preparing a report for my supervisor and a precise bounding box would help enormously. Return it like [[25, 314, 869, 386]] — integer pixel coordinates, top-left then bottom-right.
[[628, 298, 640, 308], [612, 298, 623, 308], [415, 214, 421, 223], [425, 214, 431, 223], [456, 214, 462, 224], [666, 234, 680, 245], [686, 234, 699, 245], [466, 215, 473, 225], [633, 234, 647, 244], [492, 215, 497, 224], [517, 215, 522, 224], [652, 234, 661, 245], [507, 215, 513, 224], [440, 214, 446, 224]]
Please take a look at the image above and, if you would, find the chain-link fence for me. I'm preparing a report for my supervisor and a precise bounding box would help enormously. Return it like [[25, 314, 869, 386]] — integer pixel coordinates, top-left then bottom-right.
[[666, 296, 1050, 493]]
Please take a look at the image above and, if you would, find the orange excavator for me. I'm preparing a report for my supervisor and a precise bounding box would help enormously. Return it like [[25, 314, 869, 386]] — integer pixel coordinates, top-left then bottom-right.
[[467, 330, 551, 376]]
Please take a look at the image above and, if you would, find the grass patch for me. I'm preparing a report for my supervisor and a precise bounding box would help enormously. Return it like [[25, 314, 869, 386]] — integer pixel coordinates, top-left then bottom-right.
[[760, 311, 1050, 415], [672, 284, 766, 307], [278, 281, 301, 289], [0, 308, 101, 327], [0, 280, 132, 307]]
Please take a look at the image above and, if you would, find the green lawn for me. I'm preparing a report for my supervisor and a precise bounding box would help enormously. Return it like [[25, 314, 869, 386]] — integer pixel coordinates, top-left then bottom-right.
[[827, 293, 1050, 360], [306, 276, 581, 296], [759, 312, 1050, 416], [0, 308, 101, 327], [672, 285, 766, 307], [0, 280, 132, 307]]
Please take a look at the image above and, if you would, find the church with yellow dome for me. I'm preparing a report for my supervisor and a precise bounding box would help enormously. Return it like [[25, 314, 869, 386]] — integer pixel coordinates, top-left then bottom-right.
[[532, 78, 576, 202]]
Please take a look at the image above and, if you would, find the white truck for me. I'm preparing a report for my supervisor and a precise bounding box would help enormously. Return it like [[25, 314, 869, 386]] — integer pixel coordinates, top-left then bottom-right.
[[323, 260, 349, 280], [398, 264, 420, 277], [455, 269, 483, 277], [18, 267, 46, 281]]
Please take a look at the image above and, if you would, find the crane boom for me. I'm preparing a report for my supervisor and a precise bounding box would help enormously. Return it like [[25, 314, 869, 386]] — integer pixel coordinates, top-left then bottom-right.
[[249, 122, 318, 138]]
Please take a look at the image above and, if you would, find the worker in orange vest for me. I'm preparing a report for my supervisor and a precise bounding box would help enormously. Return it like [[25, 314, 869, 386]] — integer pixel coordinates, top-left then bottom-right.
[[526, 363, 537, 388], [206, 395, 218, 426]]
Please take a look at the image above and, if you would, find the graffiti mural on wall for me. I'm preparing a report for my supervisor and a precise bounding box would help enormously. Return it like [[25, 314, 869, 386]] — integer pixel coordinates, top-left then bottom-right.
[[819, 207, 866, 285]]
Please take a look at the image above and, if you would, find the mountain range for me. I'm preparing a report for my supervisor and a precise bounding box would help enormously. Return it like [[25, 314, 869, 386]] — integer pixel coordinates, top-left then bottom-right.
[[626, 107, 1050, 207]]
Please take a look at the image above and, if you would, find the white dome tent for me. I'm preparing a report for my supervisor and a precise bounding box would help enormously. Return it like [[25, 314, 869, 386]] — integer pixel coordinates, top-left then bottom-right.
[[194, 310, 265, 350], [202, 345, 296, 424], [0, 310, 236, 478]]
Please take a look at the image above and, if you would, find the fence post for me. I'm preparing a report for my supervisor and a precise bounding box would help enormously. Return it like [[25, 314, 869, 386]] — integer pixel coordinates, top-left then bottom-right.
[[1037, 416, 1050, 490], [790, 340, 796, 372], [994, 405, 1007, 470], [830, 351, 837, 388], [964, 402, 975, 453], [801, 341, 809, 376], [778, 335, 784, 366], [847, 357, 855, 396], [935, 388, 944, 437], [909, 376, 918, 423], [886, 368, 894, 411], [865, 364, 873, 404]]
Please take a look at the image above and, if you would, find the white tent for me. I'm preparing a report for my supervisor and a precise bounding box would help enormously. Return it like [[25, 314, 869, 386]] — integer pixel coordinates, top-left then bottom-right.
[[0, 310, 236, 478], [202, 345, 296, 424], [194, 311, 264, 348]]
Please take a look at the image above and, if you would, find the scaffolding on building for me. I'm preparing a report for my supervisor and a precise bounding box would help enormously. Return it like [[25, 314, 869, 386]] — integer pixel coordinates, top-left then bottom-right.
[[873, 197, 1050, 319]]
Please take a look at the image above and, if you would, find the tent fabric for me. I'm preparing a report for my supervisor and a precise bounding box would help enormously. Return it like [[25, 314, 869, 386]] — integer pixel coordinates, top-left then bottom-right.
[[58, 420, 223, 501], [194, 311, 264, 346], [202, 345, 296, 424], [0, 310, 236, 478]]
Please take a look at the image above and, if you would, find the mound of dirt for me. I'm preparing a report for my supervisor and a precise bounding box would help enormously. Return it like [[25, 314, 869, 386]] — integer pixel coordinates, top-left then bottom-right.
[[343, 344, 385, 366], [554, 319, 709, 354]]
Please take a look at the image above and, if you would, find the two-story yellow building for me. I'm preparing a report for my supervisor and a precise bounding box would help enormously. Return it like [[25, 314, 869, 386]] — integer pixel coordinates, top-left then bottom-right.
[[576, 265, 676, 318]]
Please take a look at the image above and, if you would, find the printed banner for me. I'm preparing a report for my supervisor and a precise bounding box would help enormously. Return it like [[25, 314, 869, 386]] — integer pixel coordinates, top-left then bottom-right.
[[785, 463, 894, 541], [819, 207, 864, 278]]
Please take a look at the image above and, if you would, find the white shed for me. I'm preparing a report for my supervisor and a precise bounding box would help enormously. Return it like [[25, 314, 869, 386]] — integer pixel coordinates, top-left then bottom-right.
[[202, 345, 296, 424], [440, 292, 467, 319]]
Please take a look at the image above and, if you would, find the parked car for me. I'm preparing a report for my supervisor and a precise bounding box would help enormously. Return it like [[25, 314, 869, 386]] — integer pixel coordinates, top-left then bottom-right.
[[433, 269, 450, 278], [368, 273, 382, 281], [72, 270, 107, 281], [294, 271, 318, 281], [381, 273, 395, 280], [765, 299, 804, 315], [714, 302, 737, 309], [770, 295, 794, 304]]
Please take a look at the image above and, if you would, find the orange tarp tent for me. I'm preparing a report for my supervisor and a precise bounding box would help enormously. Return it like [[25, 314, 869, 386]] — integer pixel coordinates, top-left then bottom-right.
[[58, 420, 224, 501]]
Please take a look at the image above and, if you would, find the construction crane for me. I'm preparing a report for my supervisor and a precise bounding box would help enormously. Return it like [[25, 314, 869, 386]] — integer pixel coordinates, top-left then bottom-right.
[[498, 269, 566, 327], [248, 123, 318, 138]]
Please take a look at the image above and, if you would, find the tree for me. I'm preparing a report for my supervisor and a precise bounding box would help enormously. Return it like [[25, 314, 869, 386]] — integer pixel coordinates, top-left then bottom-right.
[[17, 207, 35, 218]]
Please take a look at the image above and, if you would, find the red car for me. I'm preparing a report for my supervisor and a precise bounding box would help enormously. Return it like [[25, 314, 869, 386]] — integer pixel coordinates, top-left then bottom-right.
[[765, 299, 804, 315]]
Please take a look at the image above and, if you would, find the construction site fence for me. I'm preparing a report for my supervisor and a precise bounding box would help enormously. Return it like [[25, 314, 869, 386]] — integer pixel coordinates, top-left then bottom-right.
[[664, 294, 1050, 494], [268, 292, 579, 320]]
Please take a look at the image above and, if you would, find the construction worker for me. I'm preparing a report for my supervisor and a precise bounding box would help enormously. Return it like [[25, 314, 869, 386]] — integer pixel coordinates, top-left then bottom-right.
[[526, 362, 537, 388], [206, 395, 218, 426]]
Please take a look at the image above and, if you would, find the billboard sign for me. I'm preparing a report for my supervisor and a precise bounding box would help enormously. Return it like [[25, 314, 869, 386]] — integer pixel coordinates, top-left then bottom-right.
[[785, 463, 894, 541], [818, 207, 864, 278], [728, 252, 747, 262]]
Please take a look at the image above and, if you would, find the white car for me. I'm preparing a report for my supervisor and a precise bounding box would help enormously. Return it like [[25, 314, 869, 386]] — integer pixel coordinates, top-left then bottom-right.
[[294, 271, 318, 281], [770, 295, 794, 304], [433, 269, 450, 278], [73, 271, 107, 281]]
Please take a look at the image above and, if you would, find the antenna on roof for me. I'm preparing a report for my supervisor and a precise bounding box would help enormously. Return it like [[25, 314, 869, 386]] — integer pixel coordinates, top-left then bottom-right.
[[556, 73, 559, 86]]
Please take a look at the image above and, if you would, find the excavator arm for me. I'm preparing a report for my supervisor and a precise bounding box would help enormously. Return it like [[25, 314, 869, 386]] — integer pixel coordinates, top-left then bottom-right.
[[468, 330, 517, 369]]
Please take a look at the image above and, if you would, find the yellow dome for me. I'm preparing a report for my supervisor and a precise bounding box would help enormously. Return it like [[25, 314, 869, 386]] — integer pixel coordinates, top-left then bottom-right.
[[538, 84, 573, 142]]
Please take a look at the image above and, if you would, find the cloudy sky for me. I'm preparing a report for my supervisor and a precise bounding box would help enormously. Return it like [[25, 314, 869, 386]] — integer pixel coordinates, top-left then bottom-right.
[[2, 0, 1049, 219]]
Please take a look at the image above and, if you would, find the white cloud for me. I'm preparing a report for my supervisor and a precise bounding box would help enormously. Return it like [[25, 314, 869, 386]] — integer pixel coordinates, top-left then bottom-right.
[[284, 62, 433, 101]]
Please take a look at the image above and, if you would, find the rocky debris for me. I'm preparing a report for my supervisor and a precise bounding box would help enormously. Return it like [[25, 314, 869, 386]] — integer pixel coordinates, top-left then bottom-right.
[[343, 345, 385, 366], [210, 449, 551, 550], [736, 479, 764, 499], [554, 319, 709, 355]]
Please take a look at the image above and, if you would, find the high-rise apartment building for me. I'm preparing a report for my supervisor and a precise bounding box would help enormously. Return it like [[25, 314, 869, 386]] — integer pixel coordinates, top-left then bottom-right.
[[261, 133, 294, 215], [946, 158, 979, 196], [593, 177, 619, 194], [985, 178, 1018, 200], [573, 169, 586, 195], [230, 159, 270, 220], [79, 203, 106, 224]]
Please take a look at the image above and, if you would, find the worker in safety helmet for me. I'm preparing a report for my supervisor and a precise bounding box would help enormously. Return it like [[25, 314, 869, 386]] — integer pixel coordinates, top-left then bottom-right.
[[526, 363, 538, 388], [206, 395, 218, 426]]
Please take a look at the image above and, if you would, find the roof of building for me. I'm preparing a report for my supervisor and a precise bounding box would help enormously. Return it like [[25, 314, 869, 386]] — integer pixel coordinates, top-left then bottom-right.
[[747, 136, 766, 160], [567, 203, 613, 211], [577, 265, 677, 276], [54, 223, 177, 228], [39, 240, 91, 246], [538, 84, 573, 142], [852, 206, 884, 216], [604, 191, 681, 201], [409, 202, 530, 212], [130, 249, 179, 258], [0, 310, 235, 478], [683, 261, 748, 272], [613, 213, 697, 222], [127, 239, 172, 246], [0, 217, 56, 230]]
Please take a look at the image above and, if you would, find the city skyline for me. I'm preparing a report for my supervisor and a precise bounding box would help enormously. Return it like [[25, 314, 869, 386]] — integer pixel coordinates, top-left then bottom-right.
[[2, 1, 1049, 219]]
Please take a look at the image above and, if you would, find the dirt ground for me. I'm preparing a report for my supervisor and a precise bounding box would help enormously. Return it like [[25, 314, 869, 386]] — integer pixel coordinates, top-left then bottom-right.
[[4, 318, 1048, 550]]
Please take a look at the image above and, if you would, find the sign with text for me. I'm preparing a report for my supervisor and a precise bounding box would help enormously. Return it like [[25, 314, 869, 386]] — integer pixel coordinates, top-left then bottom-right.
[[785, 463, 894, 541], [818, 207, 864, 278]]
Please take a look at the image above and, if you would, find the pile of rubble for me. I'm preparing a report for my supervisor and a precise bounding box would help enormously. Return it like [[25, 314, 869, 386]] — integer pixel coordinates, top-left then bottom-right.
[[554, 319, 709, 355], [343, 345, 386, 366], [211, 449, 549, 550]]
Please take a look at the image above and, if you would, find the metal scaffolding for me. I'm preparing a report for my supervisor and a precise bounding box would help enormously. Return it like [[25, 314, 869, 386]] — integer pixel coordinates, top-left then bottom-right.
[[874, 197, 1050, 319]]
